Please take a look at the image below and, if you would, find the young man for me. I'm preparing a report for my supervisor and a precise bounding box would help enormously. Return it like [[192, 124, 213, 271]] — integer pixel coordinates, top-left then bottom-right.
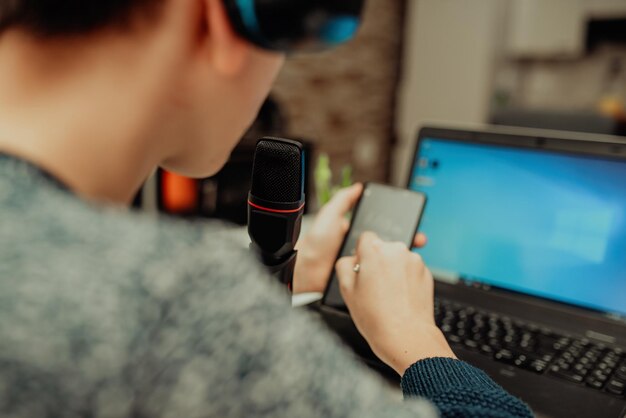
[[0, 0, 533, 416]]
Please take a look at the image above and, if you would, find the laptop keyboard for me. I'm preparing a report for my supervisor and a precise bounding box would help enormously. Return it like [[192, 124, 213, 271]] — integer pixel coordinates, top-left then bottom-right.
[[435, 299, 626, 398]]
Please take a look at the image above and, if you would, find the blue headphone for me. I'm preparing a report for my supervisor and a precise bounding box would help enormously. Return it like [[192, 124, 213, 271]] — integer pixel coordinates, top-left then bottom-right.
[[222, 0, 365, 53]]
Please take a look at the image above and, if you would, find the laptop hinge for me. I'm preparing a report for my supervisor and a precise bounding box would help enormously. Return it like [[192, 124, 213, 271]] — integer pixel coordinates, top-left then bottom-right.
[[585, 330, 616, 344]]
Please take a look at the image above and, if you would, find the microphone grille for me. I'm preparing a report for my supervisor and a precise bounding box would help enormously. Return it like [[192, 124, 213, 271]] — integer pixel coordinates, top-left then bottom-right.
[[251, 138, 303, 203]]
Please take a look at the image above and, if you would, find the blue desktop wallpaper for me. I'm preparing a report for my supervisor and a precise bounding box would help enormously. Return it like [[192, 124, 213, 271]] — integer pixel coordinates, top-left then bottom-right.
[[410, 138, 626, 316]]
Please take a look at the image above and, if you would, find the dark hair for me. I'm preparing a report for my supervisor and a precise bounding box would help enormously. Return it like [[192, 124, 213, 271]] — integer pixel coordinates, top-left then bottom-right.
[[0, 0, 162, 36]]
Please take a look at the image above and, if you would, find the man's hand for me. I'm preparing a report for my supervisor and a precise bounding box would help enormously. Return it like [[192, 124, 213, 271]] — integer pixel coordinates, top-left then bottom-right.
[[293, 184, 427, 294], [336, 232, 456, 375]]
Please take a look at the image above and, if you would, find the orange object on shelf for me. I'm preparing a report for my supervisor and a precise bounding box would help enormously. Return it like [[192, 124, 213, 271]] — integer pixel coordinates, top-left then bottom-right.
[[161, 170, 199, 214], [598, 97, 626, 121]]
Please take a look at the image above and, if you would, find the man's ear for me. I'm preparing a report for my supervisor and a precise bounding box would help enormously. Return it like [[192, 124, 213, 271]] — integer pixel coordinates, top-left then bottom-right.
[[203, 0, 251, 77]]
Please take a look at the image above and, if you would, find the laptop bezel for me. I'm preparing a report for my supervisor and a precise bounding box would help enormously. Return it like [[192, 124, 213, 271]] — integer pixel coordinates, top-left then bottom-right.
[[408, 125, 626, 188]]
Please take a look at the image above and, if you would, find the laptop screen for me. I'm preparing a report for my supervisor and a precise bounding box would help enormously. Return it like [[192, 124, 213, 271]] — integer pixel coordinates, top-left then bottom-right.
[[410, 136, 626, 317]]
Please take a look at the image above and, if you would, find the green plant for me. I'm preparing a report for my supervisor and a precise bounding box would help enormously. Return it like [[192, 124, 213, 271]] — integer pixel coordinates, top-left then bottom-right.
[[314, 153, 353, 207]]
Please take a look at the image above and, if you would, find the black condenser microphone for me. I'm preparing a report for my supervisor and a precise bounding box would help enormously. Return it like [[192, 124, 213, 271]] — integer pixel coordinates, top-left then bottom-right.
[[248, 137, 305, 291]]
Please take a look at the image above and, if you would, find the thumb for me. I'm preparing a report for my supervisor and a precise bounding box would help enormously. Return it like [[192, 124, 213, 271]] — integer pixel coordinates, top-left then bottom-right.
[[357, 231, 383, 259], [321, 183, 363, 220], [335, 256, 358, 297]]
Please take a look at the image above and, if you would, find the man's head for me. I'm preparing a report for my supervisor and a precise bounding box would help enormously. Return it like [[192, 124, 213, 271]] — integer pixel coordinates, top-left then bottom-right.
[[0, 0, 287, 180], [0, 0, 363, 202]]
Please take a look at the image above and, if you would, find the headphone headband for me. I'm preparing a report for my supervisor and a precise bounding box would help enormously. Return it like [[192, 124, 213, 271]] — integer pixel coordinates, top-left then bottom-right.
[[223, 0, 365, 53]]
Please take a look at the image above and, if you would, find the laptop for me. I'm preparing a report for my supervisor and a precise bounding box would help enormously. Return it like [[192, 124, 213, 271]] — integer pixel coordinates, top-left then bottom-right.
[[320, 125, 626, 418]]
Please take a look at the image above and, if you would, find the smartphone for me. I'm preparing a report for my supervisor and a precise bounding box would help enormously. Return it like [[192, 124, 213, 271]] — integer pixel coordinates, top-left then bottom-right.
[[323, 183, 427, 310]]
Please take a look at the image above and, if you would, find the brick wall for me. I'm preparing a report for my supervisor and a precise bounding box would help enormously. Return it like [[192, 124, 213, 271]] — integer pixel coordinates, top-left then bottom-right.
[[271, 0, 407, 185]]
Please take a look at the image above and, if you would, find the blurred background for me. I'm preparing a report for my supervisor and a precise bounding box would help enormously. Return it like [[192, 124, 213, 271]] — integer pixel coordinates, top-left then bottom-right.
[[142, 0, 626, 224]]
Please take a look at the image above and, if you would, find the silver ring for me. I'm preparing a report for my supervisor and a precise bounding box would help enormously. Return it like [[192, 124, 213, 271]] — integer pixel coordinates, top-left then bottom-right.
[[353, 264, 361, 274]]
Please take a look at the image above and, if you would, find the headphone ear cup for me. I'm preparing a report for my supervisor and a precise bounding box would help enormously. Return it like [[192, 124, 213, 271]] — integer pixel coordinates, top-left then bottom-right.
[[220, 0, 365, 53], [221, 0, 266, 48]]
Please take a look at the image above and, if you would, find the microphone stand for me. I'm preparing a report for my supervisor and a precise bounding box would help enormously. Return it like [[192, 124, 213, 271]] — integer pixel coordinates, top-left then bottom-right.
[[262, 251, 297, 293], [249, 246, 297, 294]]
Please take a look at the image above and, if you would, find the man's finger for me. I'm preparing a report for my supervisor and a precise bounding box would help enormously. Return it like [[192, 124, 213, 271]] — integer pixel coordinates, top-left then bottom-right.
[[335, 256, 358, 293], [413, 233, 428, 249], [323, 183, 363, 217], [341, 218, 350, 233], [357, 231, 382, 258]]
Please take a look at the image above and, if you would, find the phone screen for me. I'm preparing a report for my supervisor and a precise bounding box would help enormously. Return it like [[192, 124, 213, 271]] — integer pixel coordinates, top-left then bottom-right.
[[323, 183, 427, 310]]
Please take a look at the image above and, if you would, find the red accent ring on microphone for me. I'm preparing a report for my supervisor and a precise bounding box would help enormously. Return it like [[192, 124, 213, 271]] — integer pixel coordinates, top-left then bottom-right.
[[248, 200, 305, 214]]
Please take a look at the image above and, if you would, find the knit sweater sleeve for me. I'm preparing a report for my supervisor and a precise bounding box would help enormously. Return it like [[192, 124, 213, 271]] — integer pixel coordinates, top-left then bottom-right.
[[401, 357, 534, 417]]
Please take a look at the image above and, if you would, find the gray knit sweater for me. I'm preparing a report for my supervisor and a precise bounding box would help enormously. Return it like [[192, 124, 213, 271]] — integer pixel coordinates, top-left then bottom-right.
[[0, 155, 533, 418]]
